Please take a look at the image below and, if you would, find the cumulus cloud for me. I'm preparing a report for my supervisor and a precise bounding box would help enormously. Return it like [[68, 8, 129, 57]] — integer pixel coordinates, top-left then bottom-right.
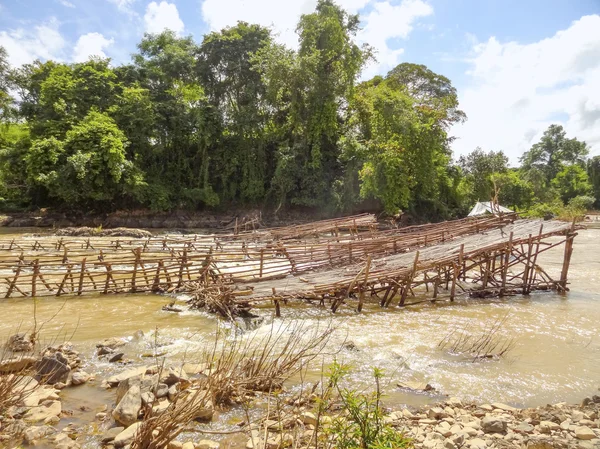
[[73, 32, 115, 62], [200, 0, 431, 72], [452, 15, 600, 162], [107, 0, 137, 15], [144, 1, 185, 35], [0, 18, 65, 67], [358, 0, 433, 78], [57, 0, 76, 7]]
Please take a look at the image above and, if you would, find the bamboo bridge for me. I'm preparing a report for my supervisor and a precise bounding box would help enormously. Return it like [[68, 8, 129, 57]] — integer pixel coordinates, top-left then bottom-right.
[[0, 214, 578, 313]]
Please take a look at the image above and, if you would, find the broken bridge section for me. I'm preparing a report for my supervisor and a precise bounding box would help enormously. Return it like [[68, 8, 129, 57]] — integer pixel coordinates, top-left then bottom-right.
[[0, 215, 577, 308]]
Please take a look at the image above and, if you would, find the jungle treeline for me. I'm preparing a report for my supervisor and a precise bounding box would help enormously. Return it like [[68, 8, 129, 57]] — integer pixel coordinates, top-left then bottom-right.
[[0, 0, 598, 219]]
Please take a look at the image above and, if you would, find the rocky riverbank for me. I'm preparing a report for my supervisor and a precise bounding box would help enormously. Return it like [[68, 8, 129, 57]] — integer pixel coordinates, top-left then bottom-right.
[[1, 334, 599, 449]]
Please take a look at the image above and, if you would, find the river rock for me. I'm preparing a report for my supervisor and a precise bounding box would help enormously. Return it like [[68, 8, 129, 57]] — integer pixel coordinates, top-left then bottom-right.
[[152, 398, 170, 413], [53, 432, 80, 449], [155, 382, 169, 398], [70, 371, 91, 386], [482, 416, 507, 433], [168, 442, 184, 449], [182, 443, 195, 449], [8, 333, 34, 352], [513, 423, 534, 434], [196, 439, 220, 449], [0, 355, 37, 373], [574, 426, 596, 440], [397, 381, 435, 392], [182, 363, 207, 375], [161, 368, 189, 386], [113, 422, 142, 448], [23, 385, 59, 407], [24, 400, 62, 422], [112, 385, 142, 427], [468, 438, 487, 449], [491, 402, 517, 412], [141, 391, 155, 406], [429, 407, 448, 419], [168, 383, 179, 401], [301, 411, 317, 426], [539, 421, 560, 433], [116, 375, 142, 403], [107, 366, 147, 386], [97, 337, 127, 350], [102, 427, 125, 444], [35, 356, 71, 384], [109, 353, 125, 363], [24, 425, 55, 444]]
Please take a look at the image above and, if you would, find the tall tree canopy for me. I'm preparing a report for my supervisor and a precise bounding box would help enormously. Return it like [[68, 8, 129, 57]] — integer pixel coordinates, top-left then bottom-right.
[[0, 2, 593, 219]]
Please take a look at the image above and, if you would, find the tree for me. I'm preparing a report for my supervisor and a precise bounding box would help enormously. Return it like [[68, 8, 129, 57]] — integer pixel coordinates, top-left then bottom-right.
[[198, 22, 273, 203], [26, 111, 144, 207], [588, 156, 600, 208], [0, 46, 14, 126], [386, 63, 466, 128], [520, 124, 588, 184], [270, 0, 370, 209], [492, 170, 534, 210], [551, 164, 592, 204], [458, 148, 508, 202]]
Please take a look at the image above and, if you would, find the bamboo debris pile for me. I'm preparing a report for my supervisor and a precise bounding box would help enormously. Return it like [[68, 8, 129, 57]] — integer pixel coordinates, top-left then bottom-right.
[[0, 214, 513, 298]]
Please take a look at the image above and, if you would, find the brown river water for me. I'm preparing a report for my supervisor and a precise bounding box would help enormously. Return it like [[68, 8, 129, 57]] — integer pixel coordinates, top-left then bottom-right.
[[1, 227, 599, 444]]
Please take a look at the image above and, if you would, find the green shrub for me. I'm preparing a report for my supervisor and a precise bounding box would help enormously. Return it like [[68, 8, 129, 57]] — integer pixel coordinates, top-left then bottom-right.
[[568, 195, 595, 210], [322, 362, 412, 449]]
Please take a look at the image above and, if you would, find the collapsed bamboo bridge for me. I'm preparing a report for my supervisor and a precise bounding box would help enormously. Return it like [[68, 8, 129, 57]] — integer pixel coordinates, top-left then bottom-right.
[[0, 213, 578, 313]]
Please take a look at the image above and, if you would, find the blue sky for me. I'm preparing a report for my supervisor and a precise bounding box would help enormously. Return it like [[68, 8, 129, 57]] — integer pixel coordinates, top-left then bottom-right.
[[1, 0, 599, 162]]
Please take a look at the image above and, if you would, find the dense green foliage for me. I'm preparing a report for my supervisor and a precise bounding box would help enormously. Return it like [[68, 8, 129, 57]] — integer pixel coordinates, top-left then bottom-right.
[[0, 0, 596, 218]]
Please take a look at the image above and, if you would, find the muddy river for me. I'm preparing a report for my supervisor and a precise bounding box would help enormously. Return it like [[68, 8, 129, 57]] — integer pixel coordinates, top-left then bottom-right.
[[2, 227, 599, 427]]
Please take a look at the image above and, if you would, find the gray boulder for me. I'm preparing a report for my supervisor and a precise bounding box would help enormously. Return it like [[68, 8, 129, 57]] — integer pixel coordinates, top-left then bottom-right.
[[112, 385, 142, 427]]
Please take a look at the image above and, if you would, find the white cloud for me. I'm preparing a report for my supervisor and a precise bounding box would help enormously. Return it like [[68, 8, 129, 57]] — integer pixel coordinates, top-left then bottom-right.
[[452, 15, 600, 163], [107, 0, 137, 14], [358, 0, 433, 78], [57, 0, 76, 7], [0, 18, 65, 67], [200, 0, 431, 70], [73, 32, 115, 62], [144, 1, 185, 35]]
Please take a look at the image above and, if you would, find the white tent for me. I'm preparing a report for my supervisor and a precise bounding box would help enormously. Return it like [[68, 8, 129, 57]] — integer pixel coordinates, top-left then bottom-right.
[[468, 201, 513, 217]]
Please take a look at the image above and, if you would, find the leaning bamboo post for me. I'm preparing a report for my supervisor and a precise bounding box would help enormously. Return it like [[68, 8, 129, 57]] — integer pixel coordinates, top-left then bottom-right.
[[525, 224, 544, 293], [6, 262, 23, 298], [31, 259, 39, 297], [500, 232, 514, 296], [152, 261, 163, 291], [449, 263, 458, 301], [131, 248, 141, 291], [259, 249, 265, 279], [432, 268, 440, 301], [357, 256, 372, 312], [104, 263, 113, 294], [399, 251, 419, 306], [77, 258, 86, 295], [559, 222, 576, 290], [176, 247, 187, 288], [273, 288, 281, 318], [522, 234, 533, 295]]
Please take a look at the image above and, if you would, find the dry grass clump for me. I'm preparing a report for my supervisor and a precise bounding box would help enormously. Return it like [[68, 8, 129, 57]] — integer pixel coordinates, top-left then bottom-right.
[[438, 315, 516, 361], [130, 320, 334, 449], [205, 320, 334, 404]]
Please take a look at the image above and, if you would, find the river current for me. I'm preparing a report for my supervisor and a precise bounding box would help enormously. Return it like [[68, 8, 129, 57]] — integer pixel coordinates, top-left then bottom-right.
[[1, 227, 599, 413]]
